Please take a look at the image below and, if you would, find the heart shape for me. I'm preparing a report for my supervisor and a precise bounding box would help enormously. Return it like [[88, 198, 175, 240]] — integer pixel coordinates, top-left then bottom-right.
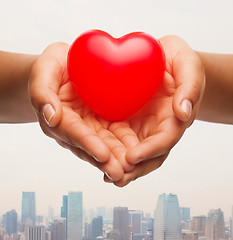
[[67, 30, 165, 121]]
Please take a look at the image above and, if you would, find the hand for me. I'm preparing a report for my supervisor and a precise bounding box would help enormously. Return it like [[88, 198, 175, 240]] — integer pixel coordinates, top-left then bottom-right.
[[105, 35, 206, 187], [29, 42, 136, 182]]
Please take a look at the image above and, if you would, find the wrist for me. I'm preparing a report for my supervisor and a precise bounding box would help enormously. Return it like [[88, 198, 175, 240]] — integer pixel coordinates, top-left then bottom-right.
[[0, 52, 39, 123], [195, 52, 233, 124]]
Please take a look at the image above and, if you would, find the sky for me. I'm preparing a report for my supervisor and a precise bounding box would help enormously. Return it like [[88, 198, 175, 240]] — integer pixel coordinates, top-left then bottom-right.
[[0, 0, 233, 219]]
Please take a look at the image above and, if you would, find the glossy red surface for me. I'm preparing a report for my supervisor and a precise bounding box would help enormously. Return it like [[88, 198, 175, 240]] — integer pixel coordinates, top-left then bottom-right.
[[67, 30, 165, 121]]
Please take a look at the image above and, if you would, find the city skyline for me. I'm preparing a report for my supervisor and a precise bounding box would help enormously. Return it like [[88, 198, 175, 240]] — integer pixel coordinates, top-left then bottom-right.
[[1, 189, 233, 220], [0, 0, 233, 220], [0, 191, 232, 240], [1, 191, 232, 222]]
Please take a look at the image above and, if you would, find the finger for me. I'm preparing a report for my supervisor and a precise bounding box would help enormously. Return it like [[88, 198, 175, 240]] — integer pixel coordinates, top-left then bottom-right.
[[29, 43, 70, 127], [96, 125, 135, 172], [103, 173, 113, 183], [114, 154, 167, 188], [58, 108, 112, 164], [56, 139, 98, 165], [100, 155, 125, 182], [172, 52, 205, 122], [75, 113, 134, 171], [57, 140, 124, 182], [126, 117, 185, 164], [108, 122, 140, 148]]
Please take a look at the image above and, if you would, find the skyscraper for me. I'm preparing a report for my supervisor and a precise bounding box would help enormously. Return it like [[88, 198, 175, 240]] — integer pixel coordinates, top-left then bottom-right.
[[129, 210, 143, 234], [111, 207, 130, 240], [205, 208, 225, 240], [67, 191, 83, 240], [48, 206, 54, 223], [61, 195, 68, 240], [5, 209, 17, 235], [180, 207, 191, 222], [92, 216, 103, 239], [231, 206, 233, 239], [21, 192, 36, 228], [25, 226, 45, 240], [61, 195, 68, 219], [51, 219, 66, 240], [84, 222, 92, 240], [154, 193, 181, 240], [192, 216, 206, 237]]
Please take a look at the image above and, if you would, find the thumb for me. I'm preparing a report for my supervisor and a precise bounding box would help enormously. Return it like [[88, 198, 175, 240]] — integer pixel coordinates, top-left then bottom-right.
[[28, 43, 69, 127], [29, 61, 62, 127], [172, 53, 205, 122]]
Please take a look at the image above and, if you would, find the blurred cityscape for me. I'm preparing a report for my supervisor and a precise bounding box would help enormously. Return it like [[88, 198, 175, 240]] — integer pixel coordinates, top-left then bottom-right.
[[0, 192, 232, 240]]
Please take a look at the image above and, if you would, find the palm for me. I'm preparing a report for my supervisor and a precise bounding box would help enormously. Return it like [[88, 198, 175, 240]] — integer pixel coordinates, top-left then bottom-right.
[[34, 43, 133, 182], [127, 70, 178, 141], [101, 69, 185, 186], [56, 67, 178, 183], [105, 35, 203, 187], [54, 67, 136, 181]]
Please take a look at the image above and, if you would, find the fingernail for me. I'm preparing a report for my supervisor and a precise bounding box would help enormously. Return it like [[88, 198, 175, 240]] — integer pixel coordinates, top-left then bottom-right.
[[92, 155, 100, 162], [42, 104, 55, 126], [105, 172, 113, 181], [181, 99, 192, 119]]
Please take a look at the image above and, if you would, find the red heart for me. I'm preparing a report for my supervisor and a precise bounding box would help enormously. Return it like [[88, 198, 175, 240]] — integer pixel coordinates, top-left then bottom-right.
[[67, 30, 165, 122]]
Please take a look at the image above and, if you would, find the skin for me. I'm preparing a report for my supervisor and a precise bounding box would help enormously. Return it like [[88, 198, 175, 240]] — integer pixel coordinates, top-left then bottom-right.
[[0, 35, 232, 187], [0, 51, 37, 123], [196, 52, 233, 124]]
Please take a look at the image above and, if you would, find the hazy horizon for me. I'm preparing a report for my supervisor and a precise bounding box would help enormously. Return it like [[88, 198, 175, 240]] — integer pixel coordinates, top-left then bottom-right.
[[0, 0, 233, 219]]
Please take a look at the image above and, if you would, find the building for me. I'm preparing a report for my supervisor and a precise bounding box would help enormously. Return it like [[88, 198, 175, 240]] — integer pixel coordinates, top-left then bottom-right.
[[67, 191, 83, 240], [61, 195, 68, 240], [129, 210, 143, 234], [84, 222, 92, 240], [111, 207, 130, 240], [192, 216, 206, 237], [141, 216, 154, 239], [5, 209, 18, 236], [180, 208, 191, 222], [51, 219, 66, 240], [21, 192, 36, 228], [92, 216, 103, 239], [61, 195, 68, 219], [87, 222, 92, 240], [154, 193, 181, 240], [231, 206, 233, 239], [0, 228, 6, 239], [36, 216, 43, 224], [182, 231, 198, 240], [205, 208, 225, 240], [25, 226, 45, 240], [48, 206, 54, 224]]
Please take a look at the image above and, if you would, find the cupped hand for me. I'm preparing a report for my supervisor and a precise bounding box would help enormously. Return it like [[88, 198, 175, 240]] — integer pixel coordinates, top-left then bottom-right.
[[29, 36, 205, 188], [107, 35, 206, 187], [29, 42, 136, 182]]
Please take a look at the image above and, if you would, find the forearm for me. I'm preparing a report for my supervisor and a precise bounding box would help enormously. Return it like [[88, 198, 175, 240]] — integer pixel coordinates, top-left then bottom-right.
[[196, 52, 233, 124], [0, 51, 38, 123]]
